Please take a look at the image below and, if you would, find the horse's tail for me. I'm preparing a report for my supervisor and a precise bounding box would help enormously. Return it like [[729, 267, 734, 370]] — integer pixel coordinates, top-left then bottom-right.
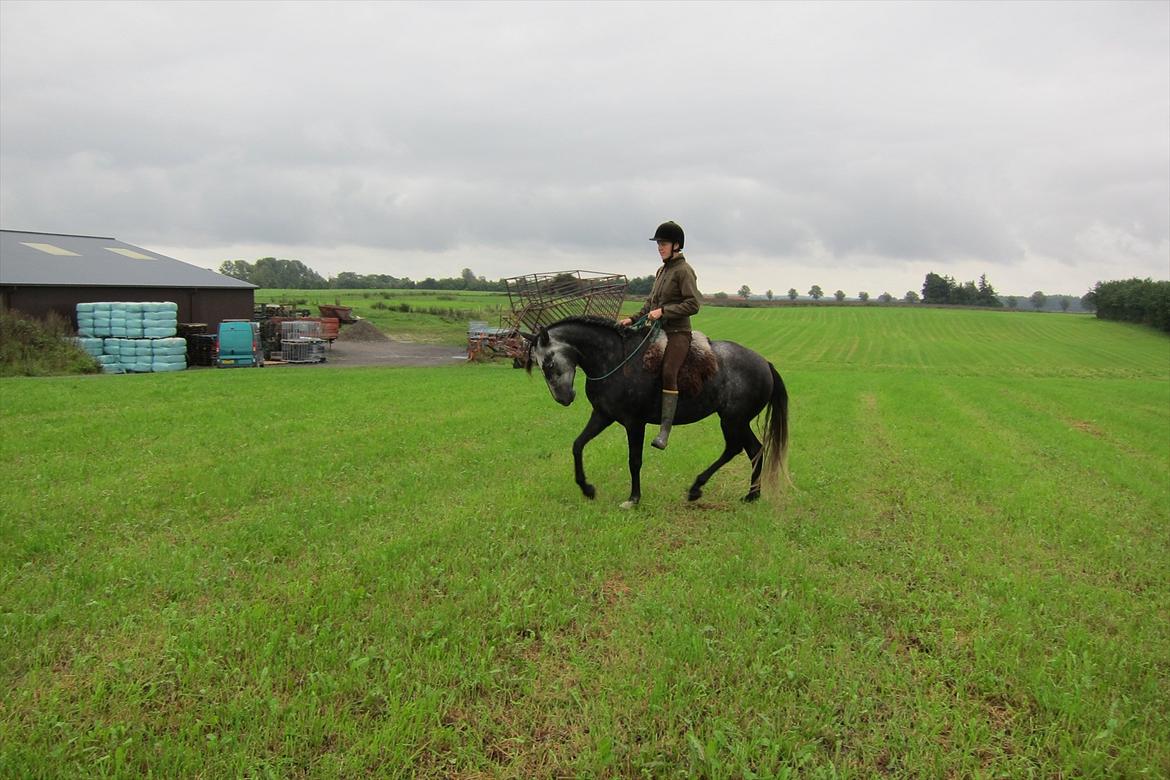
[[761, 362, 792, 491]]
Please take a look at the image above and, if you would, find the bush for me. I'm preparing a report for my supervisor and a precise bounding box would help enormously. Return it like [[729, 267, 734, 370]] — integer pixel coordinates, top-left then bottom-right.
[[0, 309, 101, 377], [1089, 278, 1170, 332]]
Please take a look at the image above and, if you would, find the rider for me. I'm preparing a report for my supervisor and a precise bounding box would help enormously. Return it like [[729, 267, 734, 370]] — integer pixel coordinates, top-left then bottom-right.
[[619, 220, 701, 450]]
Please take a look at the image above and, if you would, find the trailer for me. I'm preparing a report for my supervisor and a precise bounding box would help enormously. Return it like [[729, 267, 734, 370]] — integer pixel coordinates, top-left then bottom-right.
[[467, 270, 628, 365]]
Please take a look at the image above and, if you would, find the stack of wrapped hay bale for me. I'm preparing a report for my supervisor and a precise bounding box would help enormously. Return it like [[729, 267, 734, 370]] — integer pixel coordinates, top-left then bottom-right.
[[74, 302, 186, 373]]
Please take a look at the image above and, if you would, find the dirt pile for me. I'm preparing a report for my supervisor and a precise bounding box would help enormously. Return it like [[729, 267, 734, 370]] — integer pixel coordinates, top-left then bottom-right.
[[337, 319, 390, 342]]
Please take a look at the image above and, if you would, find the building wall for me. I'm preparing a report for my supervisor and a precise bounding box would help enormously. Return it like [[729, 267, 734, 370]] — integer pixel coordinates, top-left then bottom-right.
[[1, 286, 254, 330]]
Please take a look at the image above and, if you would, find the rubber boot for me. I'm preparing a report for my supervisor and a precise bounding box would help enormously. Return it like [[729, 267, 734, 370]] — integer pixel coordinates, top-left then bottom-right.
[[651, 390, 679, 450]]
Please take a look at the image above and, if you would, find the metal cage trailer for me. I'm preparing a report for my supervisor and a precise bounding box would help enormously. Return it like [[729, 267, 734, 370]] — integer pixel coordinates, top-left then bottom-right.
[[467, 270, 628, 363], [279, 320, 326, 364]]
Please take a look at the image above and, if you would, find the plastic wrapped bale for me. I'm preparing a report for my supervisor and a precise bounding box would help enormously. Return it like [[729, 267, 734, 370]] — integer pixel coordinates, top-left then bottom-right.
[[110, 303, 127, 335], [76, 302, 96, 336], [72, 337, 105, 358], [92, 303, 113, 337], [151, 337, 187, 372], [144, 304, 179, 337]]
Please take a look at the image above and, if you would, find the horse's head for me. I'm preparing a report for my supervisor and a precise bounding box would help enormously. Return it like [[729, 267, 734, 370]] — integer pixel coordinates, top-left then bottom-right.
[[525, 327, 578, 406]]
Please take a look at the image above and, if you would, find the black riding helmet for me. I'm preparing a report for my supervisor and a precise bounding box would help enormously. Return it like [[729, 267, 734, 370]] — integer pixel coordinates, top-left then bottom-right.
[[650, 220, 684, 250]]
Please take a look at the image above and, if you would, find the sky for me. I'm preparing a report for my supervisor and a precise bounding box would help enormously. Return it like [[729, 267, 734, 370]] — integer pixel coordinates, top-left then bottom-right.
[[2, 1, 1167, 297]]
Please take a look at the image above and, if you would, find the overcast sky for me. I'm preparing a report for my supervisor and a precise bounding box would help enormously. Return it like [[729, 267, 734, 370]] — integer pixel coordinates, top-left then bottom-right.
[[2, 1, 1167, 297]]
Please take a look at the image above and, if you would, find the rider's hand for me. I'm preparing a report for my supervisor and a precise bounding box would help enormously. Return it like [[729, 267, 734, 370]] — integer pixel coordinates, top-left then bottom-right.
[[648, 308, 664, 321], [618, 317, 632, 326]]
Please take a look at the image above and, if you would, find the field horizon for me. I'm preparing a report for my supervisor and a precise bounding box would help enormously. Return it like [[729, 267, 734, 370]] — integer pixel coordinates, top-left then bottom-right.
[[2, 304, 1167, 777]]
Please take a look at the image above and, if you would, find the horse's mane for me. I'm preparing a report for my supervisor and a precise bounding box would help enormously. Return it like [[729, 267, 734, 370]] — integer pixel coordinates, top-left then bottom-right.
[[524, 315, 633, 374], [546, 315, 635, 335]]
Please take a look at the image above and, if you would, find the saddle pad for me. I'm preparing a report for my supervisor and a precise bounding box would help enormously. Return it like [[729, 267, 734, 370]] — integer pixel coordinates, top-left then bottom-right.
[[642, 330, 719, 396]]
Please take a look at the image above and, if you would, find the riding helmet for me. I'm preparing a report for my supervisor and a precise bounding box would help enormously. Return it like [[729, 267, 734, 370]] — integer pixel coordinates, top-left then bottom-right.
[[650, 220, 684, 250]]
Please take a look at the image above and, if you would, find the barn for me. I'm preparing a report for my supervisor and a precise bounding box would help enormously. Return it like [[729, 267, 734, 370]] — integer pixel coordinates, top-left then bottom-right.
[[0, 229, 256, 328]]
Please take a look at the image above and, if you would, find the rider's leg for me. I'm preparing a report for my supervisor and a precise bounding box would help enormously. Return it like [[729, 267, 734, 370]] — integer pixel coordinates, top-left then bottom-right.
[[652, 331, 692, 450]]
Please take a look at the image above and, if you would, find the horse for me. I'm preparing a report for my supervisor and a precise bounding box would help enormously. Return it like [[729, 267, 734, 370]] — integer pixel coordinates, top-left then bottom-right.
[[524, 316, 789, 508]]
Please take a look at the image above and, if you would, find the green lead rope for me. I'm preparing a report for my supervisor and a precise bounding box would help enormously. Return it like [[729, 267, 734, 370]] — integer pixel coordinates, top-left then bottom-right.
[[583, 316, 660, 382]]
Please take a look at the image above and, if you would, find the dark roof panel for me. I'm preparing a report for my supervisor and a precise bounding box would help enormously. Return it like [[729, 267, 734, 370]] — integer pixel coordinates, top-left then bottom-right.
[[0, 230, 256, 289]]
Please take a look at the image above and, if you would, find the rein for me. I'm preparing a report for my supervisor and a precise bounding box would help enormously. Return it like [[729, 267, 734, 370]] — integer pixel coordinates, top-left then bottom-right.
[[582, 316, 660, 382]]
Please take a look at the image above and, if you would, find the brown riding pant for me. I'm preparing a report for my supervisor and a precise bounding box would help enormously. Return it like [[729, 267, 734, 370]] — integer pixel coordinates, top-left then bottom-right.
[[661, 331, 692, 392]]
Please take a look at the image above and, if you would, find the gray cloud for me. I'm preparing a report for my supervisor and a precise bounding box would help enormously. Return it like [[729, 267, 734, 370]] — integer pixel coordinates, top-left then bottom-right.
[[2, 1, 1166, 294]]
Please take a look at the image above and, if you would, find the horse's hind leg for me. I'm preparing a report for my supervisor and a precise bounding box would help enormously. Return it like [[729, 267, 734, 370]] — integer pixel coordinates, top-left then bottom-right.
[[687, 419, 745, 501], [742, 427, 764, 503]]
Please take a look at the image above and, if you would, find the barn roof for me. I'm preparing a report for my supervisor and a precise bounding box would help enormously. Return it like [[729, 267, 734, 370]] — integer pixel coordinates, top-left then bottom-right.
[[0, 230, 256, 289]]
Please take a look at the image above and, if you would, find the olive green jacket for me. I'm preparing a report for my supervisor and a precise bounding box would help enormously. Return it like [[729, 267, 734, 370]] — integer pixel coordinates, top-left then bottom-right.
[[636, 253, 701, 333]]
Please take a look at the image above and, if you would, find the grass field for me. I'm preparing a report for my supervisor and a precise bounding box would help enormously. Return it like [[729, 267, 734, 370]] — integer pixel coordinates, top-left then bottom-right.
[[2, 305, 1168, 777]]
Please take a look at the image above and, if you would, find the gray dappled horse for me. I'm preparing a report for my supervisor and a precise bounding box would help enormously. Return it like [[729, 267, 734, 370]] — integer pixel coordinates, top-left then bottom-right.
[[525, 316, 789, 508]]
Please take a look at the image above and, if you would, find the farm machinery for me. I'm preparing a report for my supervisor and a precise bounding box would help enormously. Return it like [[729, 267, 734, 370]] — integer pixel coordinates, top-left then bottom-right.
[[252, 303, 340, 363], [467, 270, 628, 365]]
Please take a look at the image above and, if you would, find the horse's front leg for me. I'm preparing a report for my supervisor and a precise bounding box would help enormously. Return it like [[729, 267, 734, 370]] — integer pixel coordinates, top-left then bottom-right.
[[620, 422, 647, 509], [573, 409, 613, 500]]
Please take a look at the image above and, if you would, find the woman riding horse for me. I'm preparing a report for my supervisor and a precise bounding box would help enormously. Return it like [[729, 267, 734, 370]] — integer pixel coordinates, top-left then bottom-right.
[[619, 220, 701, 450]]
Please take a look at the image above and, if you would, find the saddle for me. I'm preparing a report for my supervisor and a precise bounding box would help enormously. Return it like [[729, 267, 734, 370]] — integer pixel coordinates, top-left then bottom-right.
[[642, 330, 719, 397]]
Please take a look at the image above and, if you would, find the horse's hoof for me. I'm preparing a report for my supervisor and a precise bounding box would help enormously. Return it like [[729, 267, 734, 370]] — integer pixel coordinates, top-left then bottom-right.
[[742, 491, 761, 503], [619, 499, 639, 510], [687, 487, 703, 502], [581, 484, 596, 500]]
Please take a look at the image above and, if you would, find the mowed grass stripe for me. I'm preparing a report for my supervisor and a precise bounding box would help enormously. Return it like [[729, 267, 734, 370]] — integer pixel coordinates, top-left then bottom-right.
[[1, 305, 1167, 777], [705, 306, 1167, 378]]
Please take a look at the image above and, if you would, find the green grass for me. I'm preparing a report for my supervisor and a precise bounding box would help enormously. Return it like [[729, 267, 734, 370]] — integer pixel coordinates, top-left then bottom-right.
[[2, 305, 1167, 777]]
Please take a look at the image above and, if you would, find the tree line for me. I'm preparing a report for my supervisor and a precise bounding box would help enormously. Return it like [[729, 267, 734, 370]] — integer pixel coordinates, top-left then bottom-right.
[[219, 258, 504, 291], [219, 257, 664, 296], [1084, 278, 1170, 332]]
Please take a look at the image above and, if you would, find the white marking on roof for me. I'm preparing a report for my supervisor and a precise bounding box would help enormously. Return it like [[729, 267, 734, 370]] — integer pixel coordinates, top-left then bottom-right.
[[21, 242, 80, 256], [105, 247, 154, 260]]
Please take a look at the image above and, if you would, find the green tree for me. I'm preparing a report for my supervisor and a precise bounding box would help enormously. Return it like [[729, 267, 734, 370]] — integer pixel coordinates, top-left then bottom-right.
[[878, 292, 893, 304], [950, 280, 978, 305], [808, 285, 824, 300], [787, 288, 798, 301], [627, 275, 654, 296], [976, 274, 1001, 307], [1059, 295, 1071, 312], [834, 290, 846, 302], [1090, 278, 1170, 332], [218, 260, 254, 281], [904, 290, 920, 303], [765, 289, 774, 301], [858, 291, 870, 302], [331, 271, 367, 289], [247, 257, 328, 289], [922, 272, 953, 304], [1030, 291, 1047, 310], [738, 285, 752, 300]]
